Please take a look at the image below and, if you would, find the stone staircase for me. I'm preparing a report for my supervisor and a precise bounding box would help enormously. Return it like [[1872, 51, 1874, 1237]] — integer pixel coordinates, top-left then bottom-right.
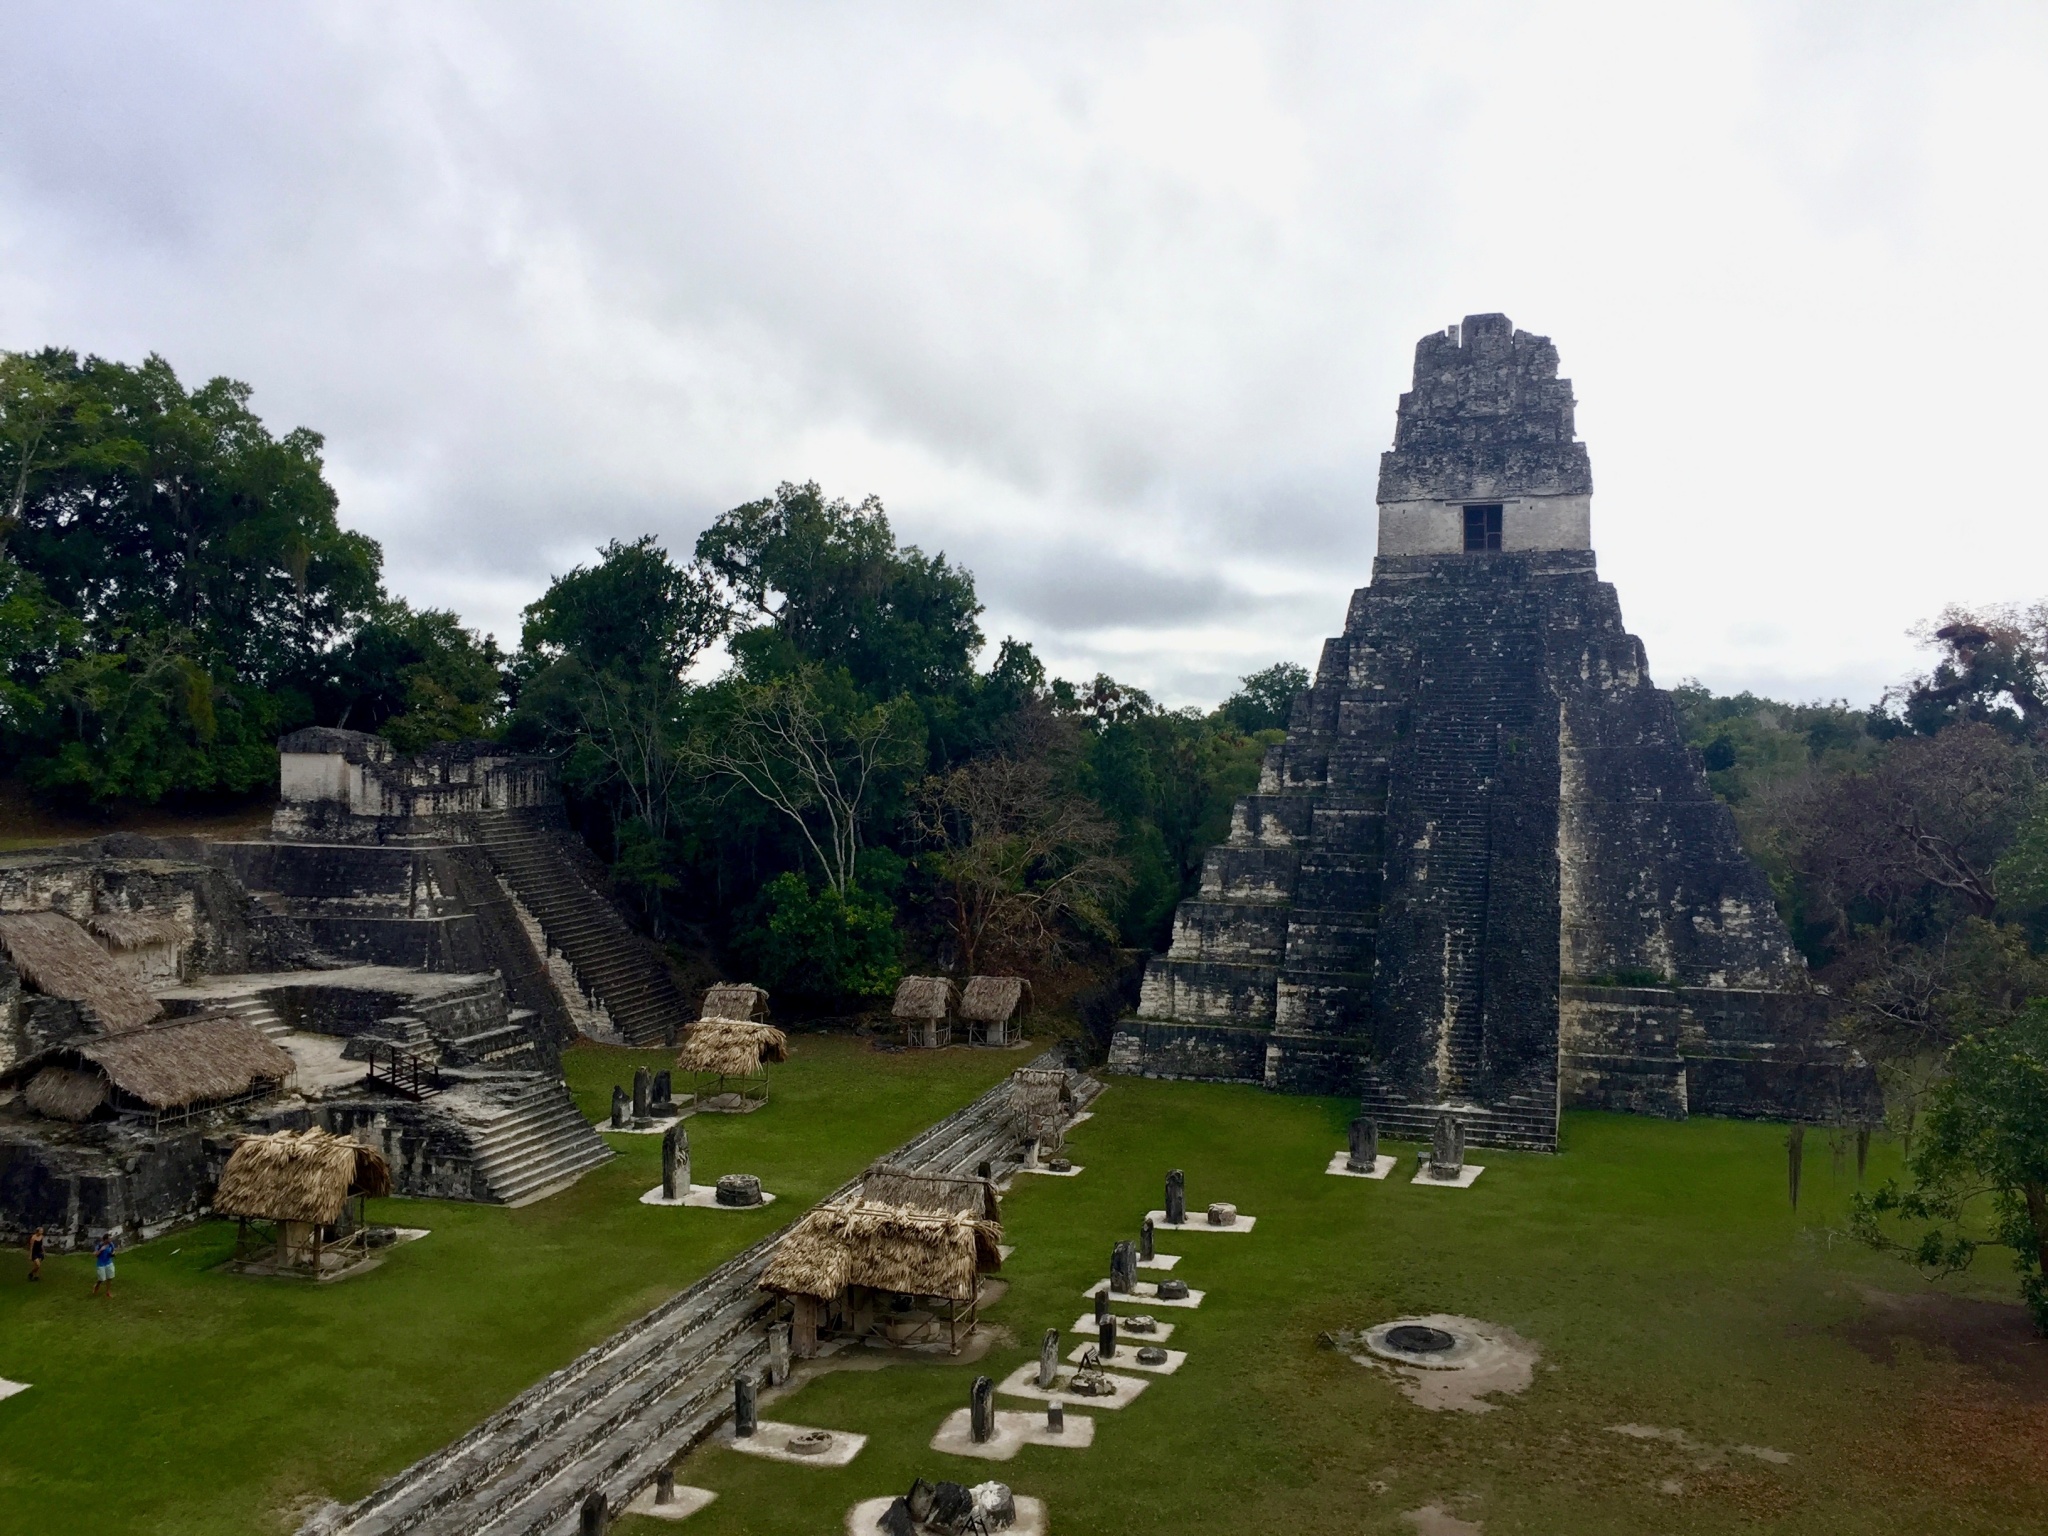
[[305, 1059, 1097, 1536], [471, 812, 688, 1047], [1356, 1065, 1560, 1152], [466, 1080, 616, 1207], [214, 993, 291, 1040]]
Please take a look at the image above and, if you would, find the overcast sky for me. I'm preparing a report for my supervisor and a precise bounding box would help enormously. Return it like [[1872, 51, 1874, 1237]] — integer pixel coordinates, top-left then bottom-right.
[[3, 3, 2043, 708]]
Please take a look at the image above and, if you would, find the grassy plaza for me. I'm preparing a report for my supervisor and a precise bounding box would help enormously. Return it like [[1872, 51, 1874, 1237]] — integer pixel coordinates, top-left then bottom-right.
[[0, 1039, 1016, 1535], [2, 1045, 2045, 1535], [643, 1074, 2045, 1536]]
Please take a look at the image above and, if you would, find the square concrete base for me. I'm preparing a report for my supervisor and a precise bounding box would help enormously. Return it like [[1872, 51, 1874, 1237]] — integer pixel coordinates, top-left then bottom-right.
[[995, 1360, 1150, 1409], [640, 1184, 779, 1209], [1144, 1208, 1256, 1233], [597, 1113, 684, 1135], [1084, 1278, 1204, 1308], [1066, 1341, 1186, 1375], [848, 1495, 1048, 1536], [932, 1405, 1095, 1460], [1326, 1151, 1398, 1180], [623, 1483, 717, 1521], [1136, 1252, 1180, 1270], [725, 1419, 866, 1466], [1068, 1313, 1176, 1342], [1411, 1163, 1485, 1188], [0, 1379, 27, 1402]]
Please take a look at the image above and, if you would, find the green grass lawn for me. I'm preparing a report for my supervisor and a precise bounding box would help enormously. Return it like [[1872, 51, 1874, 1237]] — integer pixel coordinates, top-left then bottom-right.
[[644, 1080, 2048, 1536], [0, 1036, 1017, 1536]]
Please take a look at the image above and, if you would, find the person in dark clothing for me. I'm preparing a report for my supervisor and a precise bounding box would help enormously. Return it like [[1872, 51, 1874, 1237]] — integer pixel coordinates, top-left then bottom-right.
[[27, 1227, 44, 1281]]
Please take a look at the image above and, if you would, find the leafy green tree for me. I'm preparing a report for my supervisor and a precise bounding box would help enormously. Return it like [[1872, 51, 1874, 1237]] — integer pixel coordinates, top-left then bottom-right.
[[696, 480, 982, 702], [1853, 1002, 2048, 1331], [515, 536, 726, 848], [1217, 661, 1308, 734], [696, 666, 925, 895], [6, 350, 379, 687], [0, 348, 381, 802], [741, 871, 902, 1001], [1894, 605, 2048, 741], [323, 600, 505, 750]]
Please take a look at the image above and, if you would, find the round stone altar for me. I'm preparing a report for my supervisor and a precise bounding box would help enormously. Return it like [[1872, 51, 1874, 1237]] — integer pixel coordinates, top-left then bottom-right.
[[1384, 1325, 1456, 1355], [716, 1173, 765, 1207]]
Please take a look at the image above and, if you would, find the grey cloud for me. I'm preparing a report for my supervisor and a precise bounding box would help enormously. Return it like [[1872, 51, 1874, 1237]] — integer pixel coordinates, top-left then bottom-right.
[[0, 3, 2043, 704]]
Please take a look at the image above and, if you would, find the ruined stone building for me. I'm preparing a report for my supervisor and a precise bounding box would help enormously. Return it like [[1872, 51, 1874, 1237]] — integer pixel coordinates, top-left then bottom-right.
[[1115, 314, 1870, 1149], [0, 730, 694, 1245]]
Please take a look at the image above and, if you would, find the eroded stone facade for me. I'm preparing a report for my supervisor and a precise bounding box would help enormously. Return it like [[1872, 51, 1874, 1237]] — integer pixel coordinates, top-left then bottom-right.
[[1121, 314, 1872, 1148]]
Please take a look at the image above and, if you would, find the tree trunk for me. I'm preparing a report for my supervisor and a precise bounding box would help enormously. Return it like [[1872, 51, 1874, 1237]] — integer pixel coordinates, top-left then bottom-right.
[[2025, 1182, 2048, 1279]]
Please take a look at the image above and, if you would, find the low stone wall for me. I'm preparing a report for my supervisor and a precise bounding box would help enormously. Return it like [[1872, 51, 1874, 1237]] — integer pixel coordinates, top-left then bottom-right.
[[1560, 984, 1881, 1123], [321, 1098, 490, 1202], [1108, 1021, 1269, 1084], [289, 915, 491, 972], [0, 1123, 220, 1247]]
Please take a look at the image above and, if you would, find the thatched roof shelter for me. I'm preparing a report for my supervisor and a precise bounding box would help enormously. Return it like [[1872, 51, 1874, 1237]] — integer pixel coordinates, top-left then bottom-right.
[[676, 1018, 789, 1077], [1012, 1064, 1075, 1145], [24, 1066, 108, 1122], [892, 975, 956, 1020], [214, 1128, 391, 1226], [959, 976, 1029, 1024], [85, 910, 193, 951], [762, 1202, 1002, 1303], [3, 1013, 293, 1120], [0, 910, 163, 1030], [699, 983, 768, 1022], [860, 1162, 1000, 1220]]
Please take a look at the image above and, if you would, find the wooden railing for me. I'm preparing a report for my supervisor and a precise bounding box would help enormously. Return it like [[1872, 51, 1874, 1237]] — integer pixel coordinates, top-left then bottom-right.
[[363, 1044, 446, 1100]]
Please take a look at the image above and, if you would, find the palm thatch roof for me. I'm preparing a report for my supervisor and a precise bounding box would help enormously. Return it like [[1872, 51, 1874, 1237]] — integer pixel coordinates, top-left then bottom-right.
[[676, 1018, 789, 1077], [860, 1162, 1000, 1220], [213, 1128, 391, 1225], [699, 983, 768, 1022], [86, 910, 193, 950], [959, 976, 1029, 1024], [0, 910, 163, 1030], [761, 1201, 1002, 1302], [3, 1013, 294, 1114], [25, 1066, 106, 1122], [1012, 1065, 1073, 1134], [892, 975, 956, 1020]]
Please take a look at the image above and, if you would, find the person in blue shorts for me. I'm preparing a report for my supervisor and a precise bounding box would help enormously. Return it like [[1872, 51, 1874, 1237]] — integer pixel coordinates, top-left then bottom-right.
[[91, 1235, 115, 1298]]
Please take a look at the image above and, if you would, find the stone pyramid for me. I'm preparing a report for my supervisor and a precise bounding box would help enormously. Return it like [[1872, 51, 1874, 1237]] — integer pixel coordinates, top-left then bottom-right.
[[1115, 314, 1870, 1150]]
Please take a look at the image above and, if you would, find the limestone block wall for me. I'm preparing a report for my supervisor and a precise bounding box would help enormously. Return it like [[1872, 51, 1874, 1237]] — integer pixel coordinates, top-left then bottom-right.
[[272, 728, 559, 846], [321, 1099, 489, 1202], [1376, 494, 1591, 557], [0, 1126, 216, 1245], [0, 851, 254, 979]]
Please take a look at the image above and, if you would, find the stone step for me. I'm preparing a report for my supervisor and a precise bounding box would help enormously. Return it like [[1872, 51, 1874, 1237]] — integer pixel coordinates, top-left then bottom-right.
[[217, 994, 291, 1039]]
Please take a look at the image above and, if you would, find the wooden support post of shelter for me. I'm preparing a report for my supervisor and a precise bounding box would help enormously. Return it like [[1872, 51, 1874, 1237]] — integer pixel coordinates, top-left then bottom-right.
[[1012, 1065, 1075, 1156], [892, 976, 957, 1049], [960, 976, 1031, 1048], [760, 1161, 1001, 1356], [675, 1018, 788, 1113], [212, 1127, 392, 1278]]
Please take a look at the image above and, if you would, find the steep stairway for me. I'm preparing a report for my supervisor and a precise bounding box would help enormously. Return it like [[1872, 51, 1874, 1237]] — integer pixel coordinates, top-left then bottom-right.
[[215, 993, 291, 1040], [470, 812, 688, 1047], [467, 1079, 615, 1207]]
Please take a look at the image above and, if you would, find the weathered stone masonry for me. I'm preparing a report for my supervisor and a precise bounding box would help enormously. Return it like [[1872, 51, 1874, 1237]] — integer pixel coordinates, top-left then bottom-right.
[[1119, 314, 1873, 1148]]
